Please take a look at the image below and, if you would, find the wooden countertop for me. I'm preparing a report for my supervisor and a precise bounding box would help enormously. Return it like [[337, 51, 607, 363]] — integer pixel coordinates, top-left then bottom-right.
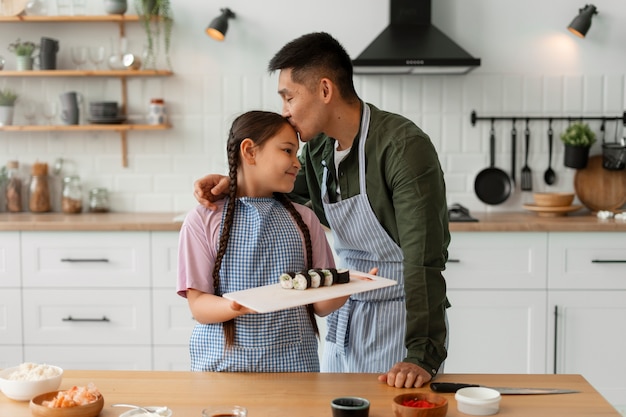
[[0, 211, 625, 232], [0, 371, 620, 417]]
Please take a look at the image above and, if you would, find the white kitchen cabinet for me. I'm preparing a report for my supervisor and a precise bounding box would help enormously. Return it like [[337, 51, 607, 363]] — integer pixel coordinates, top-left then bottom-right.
[[444, 232, 549, 374], [0, 288, 23, 364], [548, 232, 626, 290], [445, 290, 547, 374], [0, 347, 23, 368], [548, 291, 626, 405], [21, 231, 150, 288], [24, 346, 152, 371], [0, 231, 20, 287], [151, 231, 192, 370]]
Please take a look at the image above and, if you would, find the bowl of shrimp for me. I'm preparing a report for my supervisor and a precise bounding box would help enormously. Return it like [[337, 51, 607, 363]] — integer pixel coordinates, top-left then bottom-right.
[[29, 383, 103, 417]]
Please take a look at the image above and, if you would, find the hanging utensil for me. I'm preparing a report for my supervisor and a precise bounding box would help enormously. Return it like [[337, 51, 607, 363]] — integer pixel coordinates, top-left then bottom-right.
[[510, 120, 517, 186], [544, 119, 556, 185], [520, 119, 532, 191], [474, 119, 513, 205]]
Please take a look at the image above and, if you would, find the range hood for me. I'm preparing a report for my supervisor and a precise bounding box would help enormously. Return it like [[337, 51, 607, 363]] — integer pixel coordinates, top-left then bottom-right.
[[352, 0, 481, 75]]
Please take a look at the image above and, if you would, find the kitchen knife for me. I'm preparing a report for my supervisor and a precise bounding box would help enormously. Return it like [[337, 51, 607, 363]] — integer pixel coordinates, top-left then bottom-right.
[[430, 382, 579, 395]]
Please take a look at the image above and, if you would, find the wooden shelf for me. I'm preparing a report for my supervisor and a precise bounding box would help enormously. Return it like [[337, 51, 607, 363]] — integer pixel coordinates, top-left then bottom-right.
[[0, 124, 170, 132], [0, 70, 174, 77], [1, 13, 172, 167], [0, 15, 143, 22]]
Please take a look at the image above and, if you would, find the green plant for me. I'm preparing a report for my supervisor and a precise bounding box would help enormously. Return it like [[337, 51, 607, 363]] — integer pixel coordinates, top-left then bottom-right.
[[7, 38, 38, 57], [134, 0, 173, 70], [0, 88, 18, 106], [560, 122, 597, 147]]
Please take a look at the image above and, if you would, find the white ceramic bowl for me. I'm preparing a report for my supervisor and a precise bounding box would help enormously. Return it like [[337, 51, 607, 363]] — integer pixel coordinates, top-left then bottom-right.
[[455, 387, 501, 416], [0, 364, 63, 401]]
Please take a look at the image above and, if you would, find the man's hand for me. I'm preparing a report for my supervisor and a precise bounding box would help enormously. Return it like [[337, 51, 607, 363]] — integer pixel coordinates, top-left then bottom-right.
[[193, 174, 229, 210], [378, 361, 433, 388]]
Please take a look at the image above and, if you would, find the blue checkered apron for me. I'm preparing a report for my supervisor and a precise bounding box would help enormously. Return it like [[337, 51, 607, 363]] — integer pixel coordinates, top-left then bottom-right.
[[189, 197, 319, 372], [320, 103, 407, 373]]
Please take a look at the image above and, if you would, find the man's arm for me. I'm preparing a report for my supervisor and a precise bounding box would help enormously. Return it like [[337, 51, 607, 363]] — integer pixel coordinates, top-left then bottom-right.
[[193, 174, 229, 209]]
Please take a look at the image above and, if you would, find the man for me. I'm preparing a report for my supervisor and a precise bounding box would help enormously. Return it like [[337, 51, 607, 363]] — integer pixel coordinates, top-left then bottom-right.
[[194, 32, 450, 388]]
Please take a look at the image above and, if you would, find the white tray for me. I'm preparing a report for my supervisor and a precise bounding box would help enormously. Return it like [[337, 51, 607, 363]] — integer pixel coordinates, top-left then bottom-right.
[[223, 270, 397, 313]]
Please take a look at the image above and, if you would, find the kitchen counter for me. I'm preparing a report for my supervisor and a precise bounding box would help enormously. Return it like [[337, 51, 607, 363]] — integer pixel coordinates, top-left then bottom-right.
[[0, 211, 625, 231], [0, 371, 620, 417]]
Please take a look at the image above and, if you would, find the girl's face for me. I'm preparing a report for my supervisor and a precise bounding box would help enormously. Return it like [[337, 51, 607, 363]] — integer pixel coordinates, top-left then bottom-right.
[[239, 123, 301, 197]]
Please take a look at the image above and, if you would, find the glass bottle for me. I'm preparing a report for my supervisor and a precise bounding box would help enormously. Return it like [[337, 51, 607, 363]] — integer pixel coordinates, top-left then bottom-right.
[[88, 187, 110, 213], [5, 160, 22, 212], [29, 162, 51, 213], [61, 175, 83, 214]]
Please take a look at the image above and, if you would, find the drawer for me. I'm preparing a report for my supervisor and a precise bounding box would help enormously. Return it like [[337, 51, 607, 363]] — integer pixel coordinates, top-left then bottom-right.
[[151, 231, 179, 288], [0, 231, 20, 287], [153, 346, 190, 371], [152, 289, 195, 345], [23, 289, 151, 345], [0, 288, 22, 344], [21, 231, 150, 288], [0, 347, 23, 367], [446, 232, 548, 289], [548, 232, 626, 289], [25, 346, 152, 370]]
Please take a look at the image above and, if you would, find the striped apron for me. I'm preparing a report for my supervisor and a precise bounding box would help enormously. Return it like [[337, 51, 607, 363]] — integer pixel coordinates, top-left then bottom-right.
[[189, 197, 319, 372], [321, 103, 407, 373]]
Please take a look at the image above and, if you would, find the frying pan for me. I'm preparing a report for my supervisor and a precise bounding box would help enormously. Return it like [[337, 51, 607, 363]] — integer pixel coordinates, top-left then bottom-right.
[[474, 121, 513, 205]]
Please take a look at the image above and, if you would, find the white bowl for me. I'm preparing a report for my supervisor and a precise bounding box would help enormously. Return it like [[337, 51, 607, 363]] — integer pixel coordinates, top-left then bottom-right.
[[0, 364, 63, 401], [455, 387, 501, 416]]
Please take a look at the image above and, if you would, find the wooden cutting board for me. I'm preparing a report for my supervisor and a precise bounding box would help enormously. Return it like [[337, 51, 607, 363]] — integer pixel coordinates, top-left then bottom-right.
[[574, 155, 626, 212], [0, 0, 28, 16]]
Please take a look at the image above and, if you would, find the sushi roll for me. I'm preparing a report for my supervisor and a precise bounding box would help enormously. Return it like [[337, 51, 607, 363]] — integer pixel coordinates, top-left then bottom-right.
[[335, 268, 350, 284], [308, 269, 324, 288], [292, 271, 311, 290], [279, 272, 295, 289], [321, 269, 334, 286]]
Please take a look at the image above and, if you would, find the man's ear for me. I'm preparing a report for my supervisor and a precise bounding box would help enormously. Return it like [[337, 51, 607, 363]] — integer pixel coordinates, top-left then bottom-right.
[[319, 77, 333, 103], [240, 138, 257, 165]]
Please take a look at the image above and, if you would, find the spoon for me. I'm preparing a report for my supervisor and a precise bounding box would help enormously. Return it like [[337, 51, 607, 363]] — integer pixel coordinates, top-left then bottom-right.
[[544, 120, 556, 185], [112, 404, 168, 416]]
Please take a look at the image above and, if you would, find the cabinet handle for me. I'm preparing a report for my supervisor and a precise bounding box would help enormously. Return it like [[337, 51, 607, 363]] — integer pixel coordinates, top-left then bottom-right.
[[591, 259, 626, 263], [61, 258, 110, 263], [447, 259, 460, 263], [62, 315, 110, 322], [553, 305, 558, 374]]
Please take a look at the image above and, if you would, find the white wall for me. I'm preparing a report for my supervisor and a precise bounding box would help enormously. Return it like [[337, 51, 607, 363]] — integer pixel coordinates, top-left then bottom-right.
[[1, 0, 625, 213]]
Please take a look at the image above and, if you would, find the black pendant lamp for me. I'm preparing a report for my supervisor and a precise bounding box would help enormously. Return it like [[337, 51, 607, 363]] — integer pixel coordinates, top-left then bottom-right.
[[206, 8, 236, 41], [567, 4, 598, 38]]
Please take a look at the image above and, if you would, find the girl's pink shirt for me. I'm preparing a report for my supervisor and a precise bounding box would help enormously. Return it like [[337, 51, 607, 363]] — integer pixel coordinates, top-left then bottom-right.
[[177, 199, 336, 297]]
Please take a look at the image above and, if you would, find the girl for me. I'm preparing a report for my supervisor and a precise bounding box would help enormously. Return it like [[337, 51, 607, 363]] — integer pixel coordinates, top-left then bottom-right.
[[177, 111, 345, 372]]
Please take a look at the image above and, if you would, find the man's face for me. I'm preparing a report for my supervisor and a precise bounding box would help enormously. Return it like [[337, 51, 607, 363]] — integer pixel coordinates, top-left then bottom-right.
[[276, 68, 325, 142]]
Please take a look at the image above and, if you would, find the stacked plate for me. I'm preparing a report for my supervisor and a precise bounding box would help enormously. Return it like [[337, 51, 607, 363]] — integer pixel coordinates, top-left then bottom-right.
[[523, 192, 582, 217], [88, 101, 126, 124]]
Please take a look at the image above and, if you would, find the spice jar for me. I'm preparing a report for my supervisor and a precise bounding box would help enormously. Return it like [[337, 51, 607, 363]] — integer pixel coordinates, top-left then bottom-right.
[[147, 98, 167, 125], [88, 187, 110, 213], [29, 162, 51, 213], [5, 160, 22, 212], [62, 175, 83, 214]]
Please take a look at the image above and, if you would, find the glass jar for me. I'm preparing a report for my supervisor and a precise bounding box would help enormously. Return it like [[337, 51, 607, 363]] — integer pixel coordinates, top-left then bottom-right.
[[5, 160, 22, 212], [88, 187, 110, 213], [29, 162, 51, 213], [147, 98, 167, 125], [62, 175, 83, 214]]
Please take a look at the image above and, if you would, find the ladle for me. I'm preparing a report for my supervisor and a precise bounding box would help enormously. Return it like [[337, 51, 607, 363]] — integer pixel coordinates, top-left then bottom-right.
[[544, 119, 556, 185]]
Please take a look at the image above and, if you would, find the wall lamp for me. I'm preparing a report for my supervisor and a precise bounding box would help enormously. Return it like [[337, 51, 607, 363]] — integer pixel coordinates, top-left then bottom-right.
[[567, 4, 598, 38], [206, 8, 236, 41]]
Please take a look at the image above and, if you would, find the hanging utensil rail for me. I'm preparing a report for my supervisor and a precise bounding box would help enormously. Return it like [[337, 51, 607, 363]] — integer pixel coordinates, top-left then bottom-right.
[[470, 110, 626, 126]]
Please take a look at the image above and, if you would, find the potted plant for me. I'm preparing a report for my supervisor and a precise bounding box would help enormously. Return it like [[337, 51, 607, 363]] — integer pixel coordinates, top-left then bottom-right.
[[8, 38, 38, 71], [560, 122, 596, 169], [134, 0, 173, 70], [0, 88, 18, 126]]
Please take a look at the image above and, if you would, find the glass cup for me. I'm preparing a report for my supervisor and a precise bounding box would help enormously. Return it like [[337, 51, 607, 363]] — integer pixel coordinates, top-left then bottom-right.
[[56, 0, 72, 15], [201, 406, 247, 417], [72, 0, 85, 15]]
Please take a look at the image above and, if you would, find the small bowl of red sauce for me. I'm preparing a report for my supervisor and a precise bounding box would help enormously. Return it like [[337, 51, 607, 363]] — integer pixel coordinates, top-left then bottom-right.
[[392, 393, 448, 417]]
